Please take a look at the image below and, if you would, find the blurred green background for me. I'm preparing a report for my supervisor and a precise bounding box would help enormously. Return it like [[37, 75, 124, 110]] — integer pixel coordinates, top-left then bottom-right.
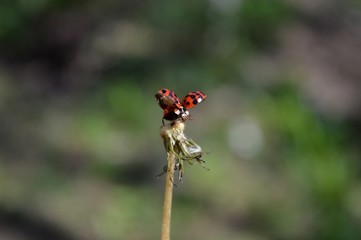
[[1, 0, 361, 239]]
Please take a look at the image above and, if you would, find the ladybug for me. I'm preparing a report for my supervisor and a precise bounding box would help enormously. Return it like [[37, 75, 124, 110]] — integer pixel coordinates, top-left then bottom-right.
[[155, 88, 206, 124]]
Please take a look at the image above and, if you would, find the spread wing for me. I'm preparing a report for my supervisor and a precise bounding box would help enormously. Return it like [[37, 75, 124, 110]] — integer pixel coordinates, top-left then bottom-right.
[[182, 91, 206, 109]]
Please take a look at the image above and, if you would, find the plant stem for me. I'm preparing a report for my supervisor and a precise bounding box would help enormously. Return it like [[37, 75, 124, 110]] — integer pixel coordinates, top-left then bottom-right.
[[161, 152, 176, 240]]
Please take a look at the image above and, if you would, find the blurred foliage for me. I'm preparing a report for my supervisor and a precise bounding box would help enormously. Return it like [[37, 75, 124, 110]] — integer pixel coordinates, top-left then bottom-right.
[[238, 0, 295, 49], [0, 0, 361, 240]]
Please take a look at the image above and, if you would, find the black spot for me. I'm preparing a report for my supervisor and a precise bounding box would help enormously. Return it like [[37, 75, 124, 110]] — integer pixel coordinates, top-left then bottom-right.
[[168, 92, 173, 98], [175, 99, 179, 103], [192, 99, 198, 105], [161, 89, 167, 94], [185, 101, 191, 106], [190, 95, 196, 99]]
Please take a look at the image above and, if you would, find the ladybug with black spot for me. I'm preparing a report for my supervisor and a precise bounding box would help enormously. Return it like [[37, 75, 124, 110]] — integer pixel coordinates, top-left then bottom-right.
[[155, 88, 206, 124]]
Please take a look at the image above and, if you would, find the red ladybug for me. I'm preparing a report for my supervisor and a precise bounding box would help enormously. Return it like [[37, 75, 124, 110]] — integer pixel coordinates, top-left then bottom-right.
[[155, 88, 206, 124]]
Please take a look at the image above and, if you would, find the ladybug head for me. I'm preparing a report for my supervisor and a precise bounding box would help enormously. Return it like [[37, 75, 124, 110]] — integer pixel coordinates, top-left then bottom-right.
[[180, 108, 189, 121]]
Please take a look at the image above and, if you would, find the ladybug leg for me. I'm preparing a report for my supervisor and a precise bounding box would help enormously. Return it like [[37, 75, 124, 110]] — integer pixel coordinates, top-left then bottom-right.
[[156, 164, 168, 178], [156, 163, 179, 187], [196, 157, 210, 171]]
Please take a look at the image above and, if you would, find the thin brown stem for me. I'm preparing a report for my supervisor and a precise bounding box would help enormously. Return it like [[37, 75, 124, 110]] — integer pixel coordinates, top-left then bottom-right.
[[161, 152, 176, 240]]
